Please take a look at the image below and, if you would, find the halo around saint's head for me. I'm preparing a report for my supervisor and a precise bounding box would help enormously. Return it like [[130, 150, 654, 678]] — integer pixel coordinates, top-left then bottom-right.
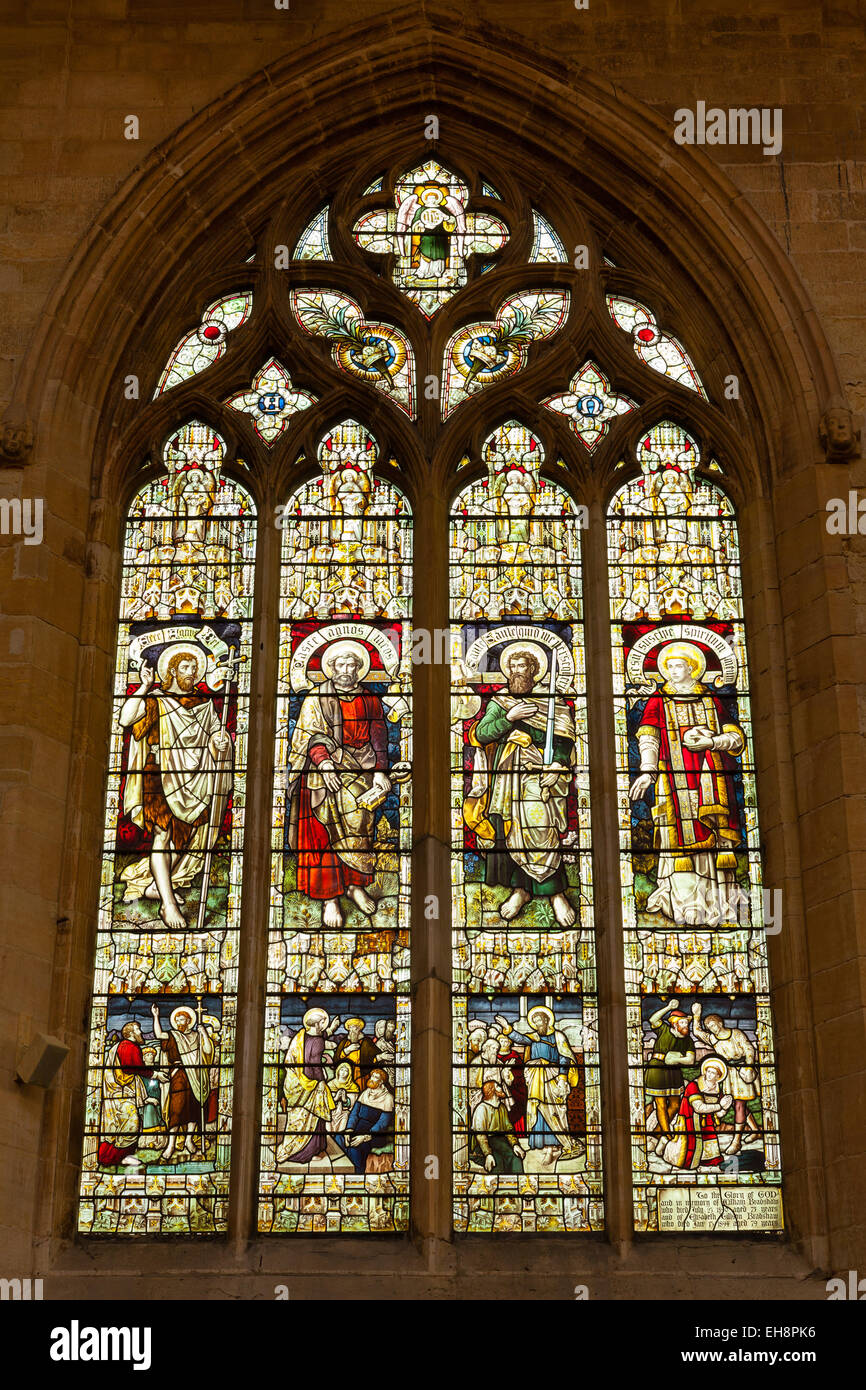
[[320, 639, 371, 682], [498, 640, 549, 685], [527, 1005, 555, 1032], [303, 1007, 330, 1030], [157, 643, 208, 686], [700, 1056, 729, 1082], [656, 640, 707, 683], [170, 1006, 196, 1030]]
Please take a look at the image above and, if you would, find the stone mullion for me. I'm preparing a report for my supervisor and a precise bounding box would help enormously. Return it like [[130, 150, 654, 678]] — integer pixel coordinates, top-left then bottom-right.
[[228, 490, 280, 1249], [583, 491, 634, 1251], [409, 477, 454, 1258]]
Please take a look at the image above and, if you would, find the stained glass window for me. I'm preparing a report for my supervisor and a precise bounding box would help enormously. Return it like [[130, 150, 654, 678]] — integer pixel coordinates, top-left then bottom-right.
[[154, 293, 253, 396], [541, 360, 636, 450], [293, 207, 332, 261], [606, 296, 707, 398], [83, 152, 790, 1248], [353, 160, 509, 316], [608, 420, 782, 1233], [79, 421, 256, 1234], [442, 290, 570, 417], [290, 290, 416, 417], [225, 358, 317, 446], [450, 421, 603, 1233], [258, 420, 412, 1233]]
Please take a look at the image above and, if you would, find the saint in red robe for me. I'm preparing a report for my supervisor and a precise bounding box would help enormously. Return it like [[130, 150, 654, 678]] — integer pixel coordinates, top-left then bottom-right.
[[97, 1038, 153, 1167], [290, 687, 388, 901]]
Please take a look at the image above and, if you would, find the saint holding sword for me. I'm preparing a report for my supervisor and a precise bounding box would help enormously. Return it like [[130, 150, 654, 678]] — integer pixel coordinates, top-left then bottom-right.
[[461, 641, 577, 927]]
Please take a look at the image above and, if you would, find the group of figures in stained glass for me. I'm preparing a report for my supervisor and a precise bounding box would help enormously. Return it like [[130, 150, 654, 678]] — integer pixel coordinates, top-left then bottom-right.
[[610, 424, 780, 1232], [449, 423, 602, 1233], [79, 160, 782, 1237], [82, 422, 253, 1232]]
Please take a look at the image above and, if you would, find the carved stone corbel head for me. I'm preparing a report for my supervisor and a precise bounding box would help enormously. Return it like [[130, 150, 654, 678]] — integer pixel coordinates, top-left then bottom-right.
[[818, 395, 861, 462], [0, 410, 35, 466]]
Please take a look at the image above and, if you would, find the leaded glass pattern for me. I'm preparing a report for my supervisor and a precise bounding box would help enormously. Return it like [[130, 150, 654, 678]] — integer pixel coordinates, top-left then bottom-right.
[[225, 358, 317, 446], [293, 206, 332, 261], [541, 361, 636, 450], [353, 160, 509, 316], [606, 296, 707, 398], [290, 289, 416, 418], [442, 290, 570, 417], [82, 149, 789, 1246], [79, 421, 256, 1234], [608, 421, 782, 1233], [530, 209, 567, 264], [450, 421, 603, 1233], [153, 293, 253, 396], [258, 420, 412, 1233]]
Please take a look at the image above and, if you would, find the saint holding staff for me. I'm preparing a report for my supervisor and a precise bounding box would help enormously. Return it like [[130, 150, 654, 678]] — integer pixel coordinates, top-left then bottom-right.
[[118, 640, 237, 930]]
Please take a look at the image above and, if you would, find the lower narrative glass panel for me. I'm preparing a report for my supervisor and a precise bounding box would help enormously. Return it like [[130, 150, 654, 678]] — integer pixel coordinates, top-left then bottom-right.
[[453, 994, 603, 1233], [80, 992, 234, 1235], [259, 994, 410, 1233]]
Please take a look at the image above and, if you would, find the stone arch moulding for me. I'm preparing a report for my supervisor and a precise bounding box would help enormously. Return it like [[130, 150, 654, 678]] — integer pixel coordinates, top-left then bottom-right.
[[14, 10, 845, 486], [23, 7, 850, 1287]]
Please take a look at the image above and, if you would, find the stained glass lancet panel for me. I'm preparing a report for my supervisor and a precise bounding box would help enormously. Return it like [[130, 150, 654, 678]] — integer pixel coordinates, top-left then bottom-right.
[[608, 421, 783, 1233], [79, 421, 256, 1235], [450, 420, 604, 1234], [259, 420, 412, 1234]]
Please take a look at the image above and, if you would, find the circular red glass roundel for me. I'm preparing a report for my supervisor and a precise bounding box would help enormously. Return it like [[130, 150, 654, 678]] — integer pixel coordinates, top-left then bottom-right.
[[203, 325, 221, 340], [636, 327, 655, 342]]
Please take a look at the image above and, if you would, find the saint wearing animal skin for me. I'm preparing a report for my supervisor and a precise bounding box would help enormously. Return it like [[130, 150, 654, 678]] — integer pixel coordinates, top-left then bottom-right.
[[150, 1003, 216, 1163], [118, 645, 232, 929]]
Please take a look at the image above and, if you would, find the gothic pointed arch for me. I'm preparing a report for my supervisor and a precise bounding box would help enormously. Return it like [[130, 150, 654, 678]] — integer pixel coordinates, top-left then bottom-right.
[[16, 8, 853, 1277]]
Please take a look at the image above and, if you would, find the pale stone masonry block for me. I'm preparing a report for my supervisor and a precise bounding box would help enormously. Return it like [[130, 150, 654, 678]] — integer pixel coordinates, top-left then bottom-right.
[[791, 683, 862, 747], [793, 733, 866, 809]]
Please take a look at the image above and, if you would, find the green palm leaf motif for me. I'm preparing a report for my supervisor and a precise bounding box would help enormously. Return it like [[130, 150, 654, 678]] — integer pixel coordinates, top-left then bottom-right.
[[495, 292, 567, 349], [296, 293, 396, 391], [298, 297, 367, 347]]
